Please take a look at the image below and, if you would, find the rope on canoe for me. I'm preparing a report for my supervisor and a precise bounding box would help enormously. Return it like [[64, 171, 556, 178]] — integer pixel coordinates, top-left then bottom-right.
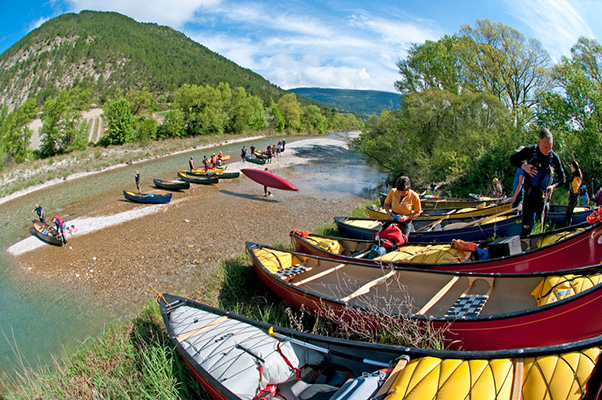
[[148, 285, 172, 307]]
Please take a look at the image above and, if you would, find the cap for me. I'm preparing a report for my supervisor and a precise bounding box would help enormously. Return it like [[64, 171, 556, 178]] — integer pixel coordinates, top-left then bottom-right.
[[190, 156, 193, 159]]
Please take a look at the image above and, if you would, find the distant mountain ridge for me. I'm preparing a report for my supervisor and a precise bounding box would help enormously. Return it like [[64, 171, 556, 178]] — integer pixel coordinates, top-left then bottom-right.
[[0, 10, 285, 109], [289, 87, 401, 116]]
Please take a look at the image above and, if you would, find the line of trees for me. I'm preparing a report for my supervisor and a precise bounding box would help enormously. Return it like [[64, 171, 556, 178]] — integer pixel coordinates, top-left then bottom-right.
[[0, 83, 362, 170], [356, 19, 602, 197]]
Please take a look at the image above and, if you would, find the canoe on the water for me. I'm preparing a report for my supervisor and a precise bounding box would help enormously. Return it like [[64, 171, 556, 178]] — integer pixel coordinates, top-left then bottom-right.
[[178, 171, 219, 184], [123, 190, 172, 204], [189, 167, 226, 175], [159, 293, 602, 400], [290, 220, 602, 273], [241, 168, 298, 191], [32, 219, 64, 246], [247, 241, 602, 351], [244, 155, 266, 165], [187, 170, 240, 179], [153, 178, 190, 190]]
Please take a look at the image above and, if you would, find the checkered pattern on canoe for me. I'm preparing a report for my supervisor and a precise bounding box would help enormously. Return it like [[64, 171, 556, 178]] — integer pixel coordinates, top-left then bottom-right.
[[274, 264, 308, 281], [445, 294, 488, 318]]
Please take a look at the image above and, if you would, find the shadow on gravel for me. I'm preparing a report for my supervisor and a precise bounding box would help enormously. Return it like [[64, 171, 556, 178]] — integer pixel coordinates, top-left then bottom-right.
[[219, 189, 280, 202]]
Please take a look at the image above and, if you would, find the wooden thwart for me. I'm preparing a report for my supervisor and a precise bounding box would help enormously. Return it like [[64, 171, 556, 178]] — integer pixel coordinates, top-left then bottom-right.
[[341, 270, 397, 302], [294, 263, 346, 286], [176, 316, 229, 342], [417, 276, 460, 315]]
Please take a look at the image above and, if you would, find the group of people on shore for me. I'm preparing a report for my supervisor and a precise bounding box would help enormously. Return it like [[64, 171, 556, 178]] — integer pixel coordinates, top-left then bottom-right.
[[241, 140, 285, 163], [382, 127, 599, 238], [189, 151, 226, 173]]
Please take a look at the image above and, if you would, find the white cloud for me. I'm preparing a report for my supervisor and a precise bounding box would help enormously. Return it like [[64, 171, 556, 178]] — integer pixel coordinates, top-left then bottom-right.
[[64, 0, 222, 28], [29, 16, 50, 31], [503, 0, 594, 59]]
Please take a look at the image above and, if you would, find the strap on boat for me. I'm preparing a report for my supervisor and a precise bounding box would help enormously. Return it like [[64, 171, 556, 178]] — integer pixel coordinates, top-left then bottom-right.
[[373, 355, 410, 397], [511, 358, 524, 400], [276, 339, 304, 381], [341, 270, 397, 302], [176, 316, 229, 342]]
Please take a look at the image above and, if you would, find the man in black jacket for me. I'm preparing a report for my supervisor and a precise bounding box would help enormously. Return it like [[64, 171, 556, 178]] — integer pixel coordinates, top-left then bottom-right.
[[510, 128, 565, 236]]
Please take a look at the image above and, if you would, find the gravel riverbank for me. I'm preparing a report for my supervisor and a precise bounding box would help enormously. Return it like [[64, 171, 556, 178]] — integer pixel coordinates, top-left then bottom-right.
[[8, 135, 371, 314]]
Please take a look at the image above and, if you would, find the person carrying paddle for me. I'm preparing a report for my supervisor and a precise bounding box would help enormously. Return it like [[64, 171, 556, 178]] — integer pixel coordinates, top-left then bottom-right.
[[383, 176, 422, 236], [510, 128, 565, 236], [32, 203, 45, 223]]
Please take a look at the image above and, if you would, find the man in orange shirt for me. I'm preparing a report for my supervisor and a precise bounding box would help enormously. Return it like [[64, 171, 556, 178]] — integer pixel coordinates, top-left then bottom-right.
[[383, 176, 422, 236]]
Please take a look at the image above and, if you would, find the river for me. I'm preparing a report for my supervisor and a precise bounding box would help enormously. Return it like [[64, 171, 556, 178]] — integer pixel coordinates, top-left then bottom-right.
[[0, 132, 387, 374]]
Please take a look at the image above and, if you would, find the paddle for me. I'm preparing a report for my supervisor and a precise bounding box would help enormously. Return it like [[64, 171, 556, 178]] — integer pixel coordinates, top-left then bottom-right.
[[268, 327, 390, 367], [416, 213, 453, 232], [442, 206, 519, 231]]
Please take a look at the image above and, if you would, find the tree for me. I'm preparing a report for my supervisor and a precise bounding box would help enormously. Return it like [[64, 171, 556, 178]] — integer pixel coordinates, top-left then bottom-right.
[[536, 37, 602, 184], [355, 88, 516, 192], [228, 87, 265, 133], [395, 35, 462, 95], [302, 105, 328, 133], [157, 110, 186, 138], [276, 93, 302, 131], [458, 19, 551, 128], [102, 97, 134, 145], [0, 98, 38, 164], [40, 87, 91, 156]]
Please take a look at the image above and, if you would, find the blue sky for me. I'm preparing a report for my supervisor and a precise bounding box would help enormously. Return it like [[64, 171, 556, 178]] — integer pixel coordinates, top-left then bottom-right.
[[1, 0, 601, 92]]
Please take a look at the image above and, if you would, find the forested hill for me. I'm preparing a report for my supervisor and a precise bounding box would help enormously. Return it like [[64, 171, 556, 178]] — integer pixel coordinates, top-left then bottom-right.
[[289, 87, 401, 116], [0, 10, 285, 109]]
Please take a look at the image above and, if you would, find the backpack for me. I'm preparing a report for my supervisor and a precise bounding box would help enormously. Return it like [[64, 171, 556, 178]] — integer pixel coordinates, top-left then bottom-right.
[[373, 223, 408, 249]]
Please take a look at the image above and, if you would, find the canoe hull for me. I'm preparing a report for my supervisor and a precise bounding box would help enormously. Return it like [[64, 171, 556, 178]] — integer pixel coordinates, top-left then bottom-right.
[[123, 190, 172, 204], [334, 215, 523, 243], [153, 178, 190, 190], [291, 222, 602, 273], [160, 294, 602, 400], [247, 242, 602, 351], [241, 168, 298, 191], [32, 220, 64, 246], [177, 171, 219, 184], [367, 203, 513, 220]]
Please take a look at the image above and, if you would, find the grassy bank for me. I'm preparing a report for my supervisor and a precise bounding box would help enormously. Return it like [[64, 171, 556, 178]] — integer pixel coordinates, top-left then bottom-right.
[[0, 215, 355, 398]]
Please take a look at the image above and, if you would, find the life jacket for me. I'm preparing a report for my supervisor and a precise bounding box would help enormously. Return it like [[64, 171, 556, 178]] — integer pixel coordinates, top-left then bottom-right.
[[373, 223, 408, 249], [54, 216, 65, 229], [525, 147, 554, 192]]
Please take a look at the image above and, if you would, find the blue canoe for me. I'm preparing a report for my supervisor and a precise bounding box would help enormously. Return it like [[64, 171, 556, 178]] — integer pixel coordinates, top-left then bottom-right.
[[334, 214, 522, 243], [123, 190, 172, 204]]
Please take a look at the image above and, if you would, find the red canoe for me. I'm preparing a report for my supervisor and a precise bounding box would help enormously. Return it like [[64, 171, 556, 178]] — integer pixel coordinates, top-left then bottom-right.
[[290, 221, 602, 274], [241, 168, 298, 191], [246, 241, 602, 351]]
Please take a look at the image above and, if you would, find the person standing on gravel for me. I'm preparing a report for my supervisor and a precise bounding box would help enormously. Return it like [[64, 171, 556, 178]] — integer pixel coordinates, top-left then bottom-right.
[[241, 146, 247, 161], [135, 170, 141, 194]]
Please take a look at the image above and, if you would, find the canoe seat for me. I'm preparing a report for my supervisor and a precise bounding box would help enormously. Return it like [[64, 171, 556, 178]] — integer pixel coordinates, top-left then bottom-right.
[[274, 264, 311, 281], [445, 294, 489, 318]]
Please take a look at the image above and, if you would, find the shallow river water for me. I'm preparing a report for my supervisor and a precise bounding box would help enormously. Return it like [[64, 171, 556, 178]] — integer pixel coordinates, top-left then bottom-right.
[[0, 132, 387, 373]]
